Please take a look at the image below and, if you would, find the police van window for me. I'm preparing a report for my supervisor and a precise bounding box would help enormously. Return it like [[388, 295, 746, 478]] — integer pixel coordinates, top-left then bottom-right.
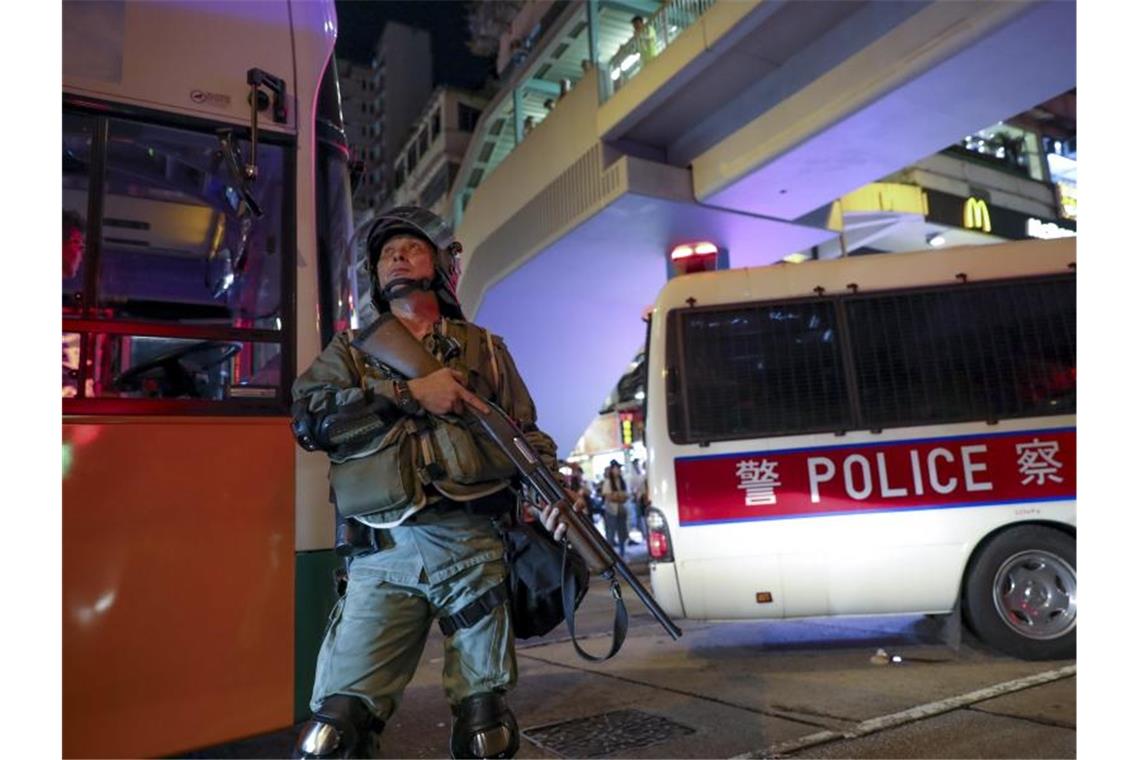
[[846, 276, 1075, 428], [95, 118, 285, 330], [669, 300, 851, 443]]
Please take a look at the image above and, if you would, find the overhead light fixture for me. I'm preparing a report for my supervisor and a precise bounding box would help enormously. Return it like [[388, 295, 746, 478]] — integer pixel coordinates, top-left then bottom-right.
[[783, 252, 808, 264], [926, 233, 947, 248], [670, 244, 694, 260], [610, 67, 622, 81], [620, 53, 640, 72]]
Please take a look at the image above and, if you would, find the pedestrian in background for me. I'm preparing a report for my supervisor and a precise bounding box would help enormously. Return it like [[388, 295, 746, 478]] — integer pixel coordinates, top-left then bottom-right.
[[602, 460, 630, 558], [628, 458, 648, 543], [631, 15, 658, 65]]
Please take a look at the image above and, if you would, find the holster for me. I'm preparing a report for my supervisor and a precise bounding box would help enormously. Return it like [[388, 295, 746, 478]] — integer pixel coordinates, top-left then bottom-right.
[[335, 518, 378, 558]]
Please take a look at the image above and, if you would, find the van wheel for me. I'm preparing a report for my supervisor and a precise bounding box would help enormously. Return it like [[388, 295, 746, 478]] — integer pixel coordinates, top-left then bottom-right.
[[963, 526, 1075, 660]]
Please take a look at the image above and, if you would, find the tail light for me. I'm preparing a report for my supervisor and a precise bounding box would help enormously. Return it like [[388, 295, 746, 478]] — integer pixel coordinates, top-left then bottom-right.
[[646, 507, 674, 562]]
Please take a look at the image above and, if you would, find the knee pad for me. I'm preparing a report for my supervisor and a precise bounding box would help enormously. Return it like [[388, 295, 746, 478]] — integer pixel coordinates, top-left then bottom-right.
[[293, 695, 384, 759], [449, 692, 519, 759]]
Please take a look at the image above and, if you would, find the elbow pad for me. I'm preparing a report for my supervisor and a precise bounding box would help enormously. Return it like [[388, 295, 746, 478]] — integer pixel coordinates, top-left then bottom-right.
[[292, 391, 402, 453]]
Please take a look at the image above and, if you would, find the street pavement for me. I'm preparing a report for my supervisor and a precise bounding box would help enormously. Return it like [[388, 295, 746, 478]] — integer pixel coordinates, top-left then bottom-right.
[[192, 539, 1075, 759]]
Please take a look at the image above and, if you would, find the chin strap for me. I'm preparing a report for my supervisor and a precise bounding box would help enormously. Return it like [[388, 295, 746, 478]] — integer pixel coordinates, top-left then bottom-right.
[[381, 277, 435, 301]]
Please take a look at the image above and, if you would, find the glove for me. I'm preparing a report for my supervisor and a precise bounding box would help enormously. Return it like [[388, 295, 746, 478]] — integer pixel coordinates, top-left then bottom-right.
[[290, 398, 323, 451]]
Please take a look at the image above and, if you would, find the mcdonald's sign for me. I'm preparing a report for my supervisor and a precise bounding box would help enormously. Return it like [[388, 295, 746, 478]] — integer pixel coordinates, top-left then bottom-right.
[[963, 197, 992, 233], [924, 188, 1075, 240]]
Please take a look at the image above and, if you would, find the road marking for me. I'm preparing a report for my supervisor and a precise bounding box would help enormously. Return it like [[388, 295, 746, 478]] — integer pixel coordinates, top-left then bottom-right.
[[733, 664, 1076, 758]]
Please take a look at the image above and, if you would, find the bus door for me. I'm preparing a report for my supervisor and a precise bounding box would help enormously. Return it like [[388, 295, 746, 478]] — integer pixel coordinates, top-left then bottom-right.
[[62, 106, 298, 758]]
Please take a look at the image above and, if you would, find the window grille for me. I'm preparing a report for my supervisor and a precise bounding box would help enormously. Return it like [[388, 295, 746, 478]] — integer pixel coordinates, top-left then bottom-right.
[[668, 300, 850, 442], [666, 275, 1075, 444], [846, 276, 1075, 428]]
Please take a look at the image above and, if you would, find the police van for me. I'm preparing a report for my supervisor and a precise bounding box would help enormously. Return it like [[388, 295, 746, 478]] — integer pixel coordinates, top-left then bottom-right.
[[642, 238, 1076, 660]]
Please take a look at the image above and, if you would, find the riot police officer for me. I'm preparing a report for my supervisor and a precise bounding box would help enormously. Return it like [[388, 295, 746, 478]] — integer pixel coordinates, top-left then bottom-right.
[[291, 207, 564, 759]]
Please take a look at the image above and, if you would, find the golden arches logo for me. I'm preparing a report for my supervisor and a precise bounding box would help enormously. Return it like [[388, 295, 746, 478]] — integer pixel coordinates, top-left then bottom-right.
[[963, 197, 992, 233]]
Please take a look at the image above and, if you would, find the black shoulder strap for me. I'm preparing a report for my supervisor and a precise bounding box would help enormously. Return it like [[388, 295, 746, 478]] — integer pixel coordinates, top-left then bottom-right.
[[561, 542, 627, 661]]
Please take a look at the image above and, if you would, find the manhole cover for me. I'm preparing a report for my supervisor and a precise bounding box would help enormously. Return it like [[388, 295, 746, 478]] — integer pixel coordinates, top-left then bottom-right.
[[523, 708, 696, 757]]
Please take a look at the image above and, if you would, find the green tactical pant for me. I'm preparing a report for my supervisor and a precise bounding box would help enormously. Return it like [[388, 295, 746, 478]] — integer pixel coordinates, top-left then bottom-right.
[[310, 554, 517, 723]]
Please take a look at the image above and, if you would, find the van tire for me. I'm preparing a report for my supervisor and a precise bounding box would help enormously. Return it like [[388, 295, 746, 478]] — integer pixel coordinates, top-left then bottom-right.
[[963, 526, 1075, 660]]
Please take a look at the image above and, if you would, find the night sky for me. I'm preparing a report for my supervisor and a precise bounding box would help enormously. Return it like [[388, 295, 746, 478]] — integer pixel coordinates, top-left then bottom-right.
[[334, 0, 495, 90]]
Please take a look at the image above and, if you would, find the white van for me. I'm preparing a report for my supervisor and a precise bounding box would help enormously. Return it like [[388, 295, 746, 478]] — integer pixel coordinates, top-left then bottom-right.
[[642, 238, 1076, 660]]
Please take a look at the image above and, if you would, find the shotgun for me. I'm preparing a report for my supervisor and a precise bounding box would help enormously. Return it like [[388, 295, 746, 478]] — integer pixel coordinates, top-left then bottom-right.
[[352, 313, 682, 642]]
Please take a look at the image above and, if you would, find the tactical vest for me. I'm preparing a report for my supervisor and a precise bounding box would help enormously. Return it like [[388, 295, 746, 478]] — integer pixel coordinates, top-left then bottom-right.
[[327, 320, 518, 527]]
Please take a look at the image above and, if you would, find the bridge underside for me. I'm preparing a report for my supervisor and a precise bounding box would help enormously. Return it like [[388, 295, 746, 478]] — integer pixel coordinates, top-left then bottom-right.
[[476, 191, 833, 451]]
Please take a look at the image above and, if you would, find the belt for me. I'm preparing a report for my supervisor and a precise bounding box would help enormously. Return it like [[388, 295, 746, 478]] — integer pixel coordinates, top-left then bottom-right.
[[336, 491, 516, 557]]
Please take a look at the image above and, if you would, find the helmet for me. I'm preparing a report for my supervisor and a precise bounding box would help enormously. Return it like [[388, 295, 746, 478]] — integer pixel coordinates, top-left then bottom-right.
[[365, 206, 464, 320]]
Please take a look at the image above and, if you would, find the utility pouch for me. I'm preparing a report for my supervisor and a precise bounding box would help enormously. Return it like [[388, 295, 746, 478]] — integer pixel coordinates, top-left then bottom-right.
[[328, 421, 423, 519], [428, 418, 517, 485]]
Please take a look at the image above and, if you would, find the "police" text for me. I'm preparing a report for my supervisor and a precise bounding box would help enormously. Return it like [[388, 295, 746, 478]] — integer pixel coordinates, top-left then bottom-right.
[[806, 445, 993, 503]]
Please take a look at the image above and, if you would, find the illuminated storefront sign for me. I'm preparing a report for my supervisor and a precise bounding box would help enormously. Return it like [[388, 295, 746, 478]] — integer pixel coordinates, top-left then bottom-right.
[[963, 197, 992, 232], [925, 189, 1074, 241], [1027, 217, 1077, 240], [621, 412, 634, 447]]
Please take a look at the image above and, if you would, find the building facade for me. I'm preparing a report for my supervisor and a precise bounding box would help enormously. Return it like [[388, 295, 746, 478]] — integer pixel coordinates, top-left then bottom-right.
[[388, 87, 488, 220], [338, 21, 434, 214]]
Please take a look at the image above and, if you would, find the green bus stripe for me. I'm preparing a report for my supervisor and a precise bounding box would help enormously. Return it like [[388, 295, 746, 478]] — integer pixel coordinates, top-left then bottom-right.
[[294, 549, 341, 721]]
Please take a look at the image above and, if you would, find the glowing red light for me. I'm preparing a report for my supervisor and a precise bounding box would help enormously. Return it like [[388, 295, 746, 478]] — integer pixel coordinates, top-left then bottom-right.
[[670, 244, 694, 260]]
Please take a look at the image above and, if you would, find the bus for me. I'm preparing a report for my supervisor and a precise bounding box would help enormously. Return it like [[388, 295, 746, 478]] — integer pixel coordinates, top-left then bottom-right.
[[642, 238, 1076, 661], [62, 2, 355, 755]]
